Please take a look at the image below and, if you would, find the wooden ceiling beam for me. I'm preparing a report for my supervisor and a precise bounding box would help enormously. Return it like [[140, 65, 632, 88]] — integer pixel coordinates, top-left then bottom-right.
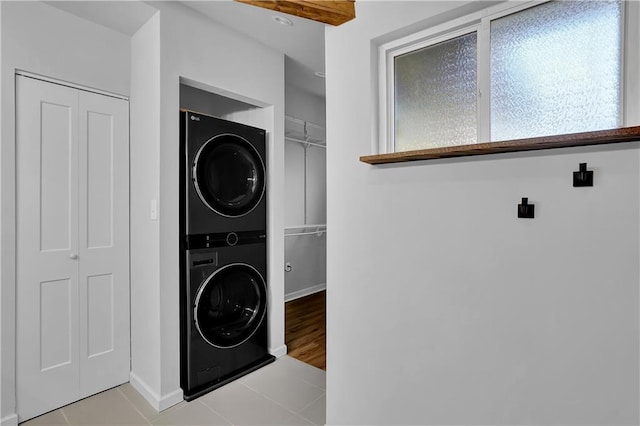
[[235, 0, 355, 26]]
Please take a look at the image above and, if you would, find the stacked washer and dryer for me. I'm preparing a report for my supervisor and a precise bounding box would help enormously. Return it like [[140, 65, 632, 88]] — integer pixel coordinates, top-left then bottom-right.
[[179, 110, 275, 401]]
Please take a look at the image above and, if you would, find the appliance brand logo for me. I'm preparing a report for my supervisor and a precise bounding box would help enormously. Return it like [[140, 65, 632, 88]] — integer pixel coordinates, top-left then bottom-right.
[[190, 115, 200, 121]]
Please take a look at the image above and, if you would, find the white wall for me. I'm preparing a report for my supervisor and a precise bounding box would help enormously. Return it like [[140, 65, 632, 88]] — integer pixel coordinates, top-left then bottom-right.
[[0, 2, 4, 421], [129, 1, 286, 408], [285, 84, 326, 125], [284, 85, 327, 298], [0, 2, 131, 421], [130, 11, 162, 405], [283, 230, 327, 301], [325, 1, 640, 425]]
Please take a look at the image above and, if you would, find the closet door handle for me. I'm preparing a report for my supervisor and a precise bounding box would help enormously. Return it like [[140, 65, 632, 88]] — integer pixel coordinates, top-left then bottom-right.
[[69, 253, 78, 260]]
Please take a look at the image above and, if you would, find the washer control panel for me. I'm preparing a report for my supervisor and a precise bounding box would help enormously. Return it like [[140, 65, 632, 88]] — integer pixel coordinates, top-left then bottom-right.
[[185, 230, 266, 250]]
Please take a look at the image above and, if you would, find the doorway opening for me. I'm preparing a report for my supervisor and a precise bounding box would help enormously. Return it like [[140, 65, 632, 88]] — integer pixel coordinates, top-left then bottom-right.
[[283, 84, 326, 371]]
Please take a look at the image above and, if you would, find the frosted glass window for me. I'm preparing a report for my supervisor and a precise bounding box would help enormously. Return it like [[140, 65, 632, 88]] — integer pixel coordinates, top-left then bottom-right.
[[490, 1, 622, 141], [394, 32, 477, 152]]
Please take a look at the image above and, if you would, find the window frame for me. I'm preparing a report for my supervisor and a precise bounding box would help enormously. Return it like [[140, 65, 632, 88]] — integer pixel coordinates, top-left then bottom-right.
[[377, 0, 636, 155], [383, 24, 480, 153]]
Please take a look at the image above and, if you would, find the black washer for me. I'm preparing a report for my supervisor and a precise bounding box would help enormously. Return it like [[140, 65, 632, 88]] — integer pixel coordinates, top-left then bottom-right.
[[194, 263, 267, 349]]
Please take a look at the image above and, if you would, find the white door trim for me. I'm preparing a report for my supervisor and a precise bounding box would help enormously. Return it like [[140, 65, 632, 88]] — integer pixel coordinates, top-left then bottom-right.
[[15, 70, 129, 101]]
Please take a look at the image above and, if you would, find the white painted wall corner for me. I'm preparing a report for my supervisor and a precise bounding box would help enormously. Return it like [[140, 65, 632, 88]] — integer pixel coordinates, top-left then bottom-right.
[[0, 414, 17, 426], [129, 373, 182, 412], [270, 344, 288, 358]]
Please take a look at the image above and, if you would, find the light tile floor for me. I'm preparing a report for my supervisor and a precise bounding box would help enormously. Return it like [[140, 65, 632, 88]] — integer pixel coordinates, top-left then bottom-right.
[[22, 356, 326, 426]]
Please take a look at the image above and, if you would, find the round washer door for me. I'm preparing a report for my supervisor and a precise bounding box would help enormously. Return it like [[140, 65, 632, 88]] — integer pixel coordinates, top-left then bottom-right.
[[194, 263, 267, 348], [193, 134, 265, 217]]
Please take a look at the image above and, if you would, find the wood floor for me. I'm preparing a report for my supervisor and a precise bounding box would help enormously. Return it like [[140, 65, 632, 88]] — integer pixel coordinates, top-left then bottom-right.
[[285, 291, 326, 370]]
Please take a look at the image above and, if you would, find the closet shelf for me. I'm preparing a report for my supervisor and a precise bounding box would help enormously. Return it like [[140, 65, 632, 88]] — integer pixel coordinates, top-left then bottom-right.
[[285, 115, 326, 147]]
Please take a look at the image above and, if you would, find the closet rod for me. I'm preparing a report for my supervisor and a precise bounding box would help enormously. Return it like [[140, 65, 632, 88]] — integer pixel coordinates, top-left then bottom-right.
[[285, 230, 327, 237], [285, 137, 326, 149], [285, 115, 325, 131]]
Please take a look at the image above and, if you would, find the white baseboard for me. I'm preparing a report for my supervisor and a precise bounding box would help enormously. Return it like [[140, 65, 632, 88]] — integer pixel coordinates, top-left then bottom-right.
[[158, 388, 183, 412], [270, 344, 287, 358], [284, 283, 326, 302], [129, 372, 183, 412], [0, 414, 17, 426]]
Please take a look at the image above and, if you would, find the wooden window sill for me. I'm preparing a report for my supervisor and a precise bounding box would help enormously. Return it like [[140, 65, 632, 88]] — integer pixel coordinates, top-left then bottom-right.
[[360, 126, 640, 165]]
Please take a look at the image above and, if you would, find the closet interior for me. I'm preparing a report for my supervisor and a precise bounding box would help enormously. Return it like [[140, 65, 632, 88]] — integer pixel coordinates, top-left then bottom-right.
[[284, 115, 326, 300], [284, 114, 327, 370]]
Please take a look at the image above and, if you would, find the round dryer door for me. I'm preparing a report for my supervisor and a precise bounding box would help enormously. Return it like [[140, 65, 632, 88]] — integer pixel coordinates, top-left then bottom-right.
[[193, 134, 265, 217], [194, 263, 267, 348]]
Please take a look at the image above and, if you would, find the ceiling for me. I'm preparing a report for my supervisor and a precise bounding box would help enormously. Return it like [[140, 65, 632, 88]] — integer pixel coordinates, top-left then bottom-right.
[[181, 1, 326, 97], [46, 0, 327, 98], [44, 1, 157, 36]]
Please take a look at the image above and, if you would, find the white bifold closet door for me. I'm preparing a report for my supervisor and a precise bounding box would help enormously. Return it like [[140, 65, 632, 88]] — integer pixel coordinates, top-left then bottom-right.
[[16, 75, 130, 422]]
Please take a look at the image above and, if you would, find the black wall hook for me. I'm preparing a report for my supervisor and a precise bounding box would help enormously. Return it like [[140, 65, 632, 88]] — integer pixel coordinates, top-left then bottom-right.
[[573, 162, 593, 187], [518, 197, 535, 219]]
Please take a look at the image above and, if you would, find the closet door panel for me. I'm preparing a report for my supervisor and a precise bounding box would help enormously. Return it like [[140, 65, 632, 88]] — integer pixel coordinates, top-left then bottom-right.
[[40, 101, 74, 251], [85, 110, 114, 248], [86, 273, 114, 357], [77, 90, 130, 397], [17, 76, 130, 421], [16, 76, 81, 422]]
